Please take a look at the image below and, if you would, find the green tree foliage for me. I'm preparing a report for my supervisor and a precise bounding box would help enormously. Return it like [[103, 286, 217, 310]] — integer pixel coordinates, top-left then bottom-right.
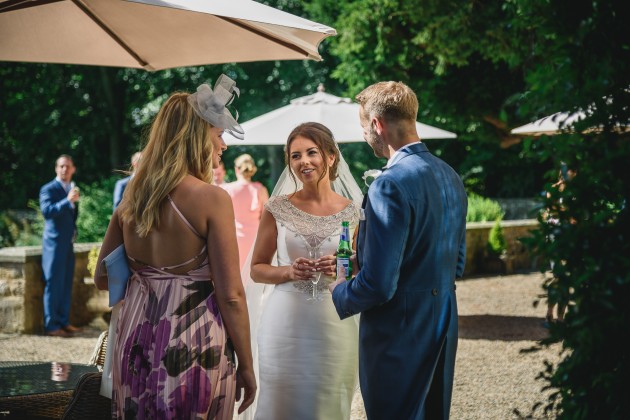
[[305, 0, 551, 198]]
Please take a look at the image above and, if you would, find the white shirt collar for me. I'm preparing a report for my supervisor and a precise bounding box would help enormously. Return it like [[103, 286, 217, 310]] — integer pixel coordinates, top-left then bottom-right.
[[385, 141, 421, 168], [56, 177, 70, 189]]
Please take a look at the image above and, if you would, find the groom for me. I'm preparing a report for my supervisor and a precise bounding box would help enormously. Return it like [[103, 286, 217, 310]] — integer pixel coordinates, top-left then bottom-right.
[[330, 81, 467, 419]]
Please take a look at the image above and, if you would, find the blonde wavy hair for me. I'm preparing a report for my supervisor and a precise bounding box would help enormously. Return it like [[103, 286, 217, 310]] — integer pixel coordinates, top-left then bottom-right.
[[119, 92, 214, 237]]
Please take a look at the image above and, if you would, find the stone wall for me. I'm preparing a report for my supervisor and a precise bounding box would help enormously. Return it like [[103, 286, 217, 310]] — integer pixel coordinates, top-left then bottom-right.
[[0, 220, 541, 334], [0, 243, 109, 334], [464, 220, 540, 276]]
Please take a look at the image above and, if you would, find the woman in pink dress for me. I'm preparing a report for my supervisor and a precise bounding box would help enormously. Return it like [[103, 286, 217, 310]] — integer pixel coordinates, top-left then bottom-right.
[[224, 154, 269, 270]]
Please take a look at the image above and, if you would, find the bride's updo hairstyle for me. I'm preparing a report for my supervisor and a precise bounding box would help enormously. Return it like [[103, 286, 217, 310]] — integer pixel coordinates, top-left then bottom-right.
[[285, 122, 341, 188]]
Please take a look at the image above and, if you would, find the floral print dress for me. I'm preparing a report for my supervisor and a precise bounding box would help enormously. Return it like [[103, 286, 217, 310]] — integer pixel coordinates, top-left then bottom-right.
[[112, 197, 235, 419]]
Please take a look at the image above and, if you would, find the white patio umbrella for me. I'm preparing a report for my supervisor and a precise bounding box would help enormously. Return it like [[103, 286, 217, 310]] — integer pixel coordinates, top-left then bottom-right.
[[511, 109, 629, 136], [223, 85, 457, 145], [0, 0, 336, 71], [510, 111, 587, 136]]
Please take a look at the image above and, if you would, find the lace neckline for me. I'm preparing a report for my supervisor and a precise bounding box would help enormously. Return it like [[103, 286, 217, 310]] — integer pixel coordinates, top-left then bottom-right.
[[284, 194, 353, 219], [266, 195, 359, 249]]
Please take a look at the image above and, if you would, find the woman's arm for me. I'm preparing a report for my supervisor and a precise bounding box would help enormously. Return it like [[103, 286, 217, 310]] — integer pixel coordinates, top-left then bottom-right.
[[94, 209, 124, 290], [205, 188, 256, 413], [250, 209, 314, 284]]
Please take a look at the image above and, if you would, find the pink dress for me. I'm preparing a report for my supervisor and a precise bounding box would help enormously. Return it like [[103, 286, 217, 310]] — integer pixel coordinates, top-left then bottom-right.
[[112, 196, 236, 419], [223, 180, 268, 269]]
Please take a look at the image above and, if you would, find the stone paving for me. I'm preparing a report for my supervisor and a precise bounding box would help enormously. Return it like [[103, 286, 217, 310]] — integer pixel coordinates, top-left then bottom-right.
[[0, 271, 560, 419]]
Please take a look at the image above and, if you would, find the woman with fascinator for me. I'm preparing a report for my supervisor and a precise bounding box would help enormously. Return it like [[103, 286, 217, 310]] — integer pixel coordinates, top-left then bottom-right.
[[240, 122, 363, 420], [94, 75, 256, 419]]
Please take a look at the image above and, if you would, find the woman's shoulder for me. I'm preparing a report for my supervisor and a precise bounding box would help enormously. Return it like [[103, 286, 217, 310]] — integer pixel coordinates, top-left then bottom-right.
[[173, 178, 231, 210], [265, 194, 288, 211]]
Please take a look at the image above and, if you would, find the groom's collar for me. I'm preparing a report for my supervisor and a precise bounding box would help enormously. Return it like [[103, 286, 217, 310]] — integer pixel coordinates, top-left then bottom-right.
[[385, 142, 427, 168]]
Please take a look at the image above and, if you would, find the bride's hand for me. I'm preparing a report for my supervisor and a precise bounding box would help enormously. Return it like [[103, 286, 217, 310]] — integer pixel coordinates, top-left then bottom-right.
[[315, 254, 337, 277], [289, 257, 316, 281]]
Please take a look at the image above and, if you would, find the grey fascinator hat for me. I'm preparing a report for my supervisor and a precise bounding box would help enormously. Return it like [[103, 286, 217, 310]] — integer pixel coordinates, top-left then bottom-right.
[[188, 74, 245, 140]]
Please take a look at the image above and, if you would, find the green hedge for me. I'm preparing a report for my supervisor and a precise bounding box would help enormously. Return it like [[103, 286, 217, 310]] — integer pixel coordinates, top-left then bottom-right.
[[466, 193, 505, 223]]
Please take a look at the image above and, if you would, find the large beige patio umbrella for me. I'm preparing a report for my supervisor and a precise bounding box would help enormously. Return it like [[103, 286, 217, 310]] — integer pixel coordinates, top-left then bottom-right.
[[0, 0, 336, 71], [223, 85, 457, 145]]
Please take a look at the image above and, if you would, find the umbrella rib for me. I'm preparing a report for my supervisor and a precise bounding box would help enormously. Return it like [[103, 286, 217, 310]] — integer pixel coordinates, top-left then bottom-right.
[[0, 0, 62, 13], [71, 0, 150, 69], [217, 15, 318, 60]]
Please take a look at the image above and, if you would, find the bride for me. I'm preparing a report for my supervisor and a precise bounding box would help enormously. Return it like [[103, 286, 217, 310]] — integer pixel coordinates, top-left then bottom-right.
[[241, 122, 363, 420]]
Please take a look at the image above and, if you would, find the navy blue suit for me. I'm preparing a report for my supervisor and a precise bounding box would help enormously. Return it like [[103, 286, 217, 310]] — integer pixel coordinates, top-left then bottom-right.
[[40, 179, 78, 332], [332, 143, 467, 419], [113, 176, 131, 209]]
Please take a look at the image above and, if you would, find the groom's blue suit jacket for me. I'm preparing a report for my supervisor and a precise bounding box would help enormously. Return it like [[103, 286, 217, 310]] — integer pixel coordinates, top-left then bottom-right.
[[333, 142, 467, 420]]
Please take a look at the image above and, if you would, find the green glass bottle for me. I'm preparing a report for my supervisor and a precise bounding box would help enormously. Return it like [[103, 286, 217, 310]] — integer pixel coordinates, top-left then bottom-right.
[[336, 221, 353, 281]]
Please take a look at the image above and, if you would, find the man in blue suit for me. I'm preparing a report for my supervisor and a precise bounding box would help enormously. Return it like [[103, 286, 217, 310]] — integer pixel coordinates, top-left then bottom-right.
[[330, 81, 467, 419], [113, 151, 141, 210], [40, 154, 81, 337]]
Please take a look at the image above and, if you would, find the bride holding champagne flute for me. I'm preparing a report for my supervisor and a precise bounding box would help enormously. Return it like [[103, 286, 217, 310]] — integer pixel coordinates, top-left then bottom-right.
[[240, 122, 363, 419]]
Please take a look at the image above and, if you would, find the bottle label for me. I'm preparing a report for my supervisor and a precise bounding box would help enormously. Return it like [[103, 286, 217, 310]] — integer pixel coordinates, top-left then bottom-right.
[[337, 257, 350, 280]]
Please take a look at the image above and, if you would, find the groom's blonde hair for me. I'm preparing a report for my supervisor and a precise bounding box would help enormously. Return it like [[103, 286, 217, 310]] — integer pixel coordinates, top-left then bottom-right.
[[356, 81, 418, 123]]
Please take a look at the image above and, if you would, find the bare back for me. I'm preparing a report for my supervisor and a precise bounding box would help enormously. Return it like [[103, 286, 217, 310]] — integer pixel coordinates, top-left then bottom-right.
[[122, 176, 222, 274]]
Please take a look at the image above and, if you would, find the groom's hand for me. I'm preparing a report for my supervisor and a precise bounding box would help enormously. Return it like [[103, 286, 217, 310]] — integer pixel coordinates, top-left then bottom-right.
[[328, 265, 346, 294], [350, 251, 358, 276]]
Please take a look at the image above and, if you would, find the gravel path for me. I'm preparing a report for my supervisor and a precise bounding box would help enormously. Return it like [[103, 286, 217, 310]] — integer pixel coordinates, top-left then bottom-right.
[[0, 272, 561, 419]]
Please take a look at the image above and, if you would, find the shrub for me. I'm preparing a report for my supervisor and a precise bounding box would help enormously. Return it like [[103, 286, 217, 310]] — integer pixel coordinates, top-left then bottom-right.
[[87, 246, 100, 277], [466, 193, 505, 222], [487, 218, 506, 255], [0, 208, 42, 247], [76, 177, 118, 243]]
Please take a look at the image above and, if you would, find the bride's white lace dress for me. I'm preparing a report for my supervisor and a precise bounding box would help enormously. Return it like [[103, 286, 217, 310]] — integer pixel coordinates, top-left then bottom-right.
[[251, 194, 360, 420]]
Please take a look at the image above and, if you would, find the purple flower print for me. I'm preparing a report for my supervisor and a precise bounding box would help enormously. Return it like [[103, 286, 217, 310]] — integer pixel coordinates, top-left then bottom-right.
[[206, 296, 223, 327], [152, 318, 171, 369], [137, 390, 168, 419], [121, 321, 153, 391], [145, 368, 167, 395], [167, 366, 212, 417]]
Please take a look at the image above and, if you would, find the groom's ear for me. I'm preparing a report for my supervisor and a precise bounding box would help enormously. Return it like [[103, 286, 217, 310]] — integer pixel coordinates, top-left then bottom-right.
[[372, 116, 385, 135]]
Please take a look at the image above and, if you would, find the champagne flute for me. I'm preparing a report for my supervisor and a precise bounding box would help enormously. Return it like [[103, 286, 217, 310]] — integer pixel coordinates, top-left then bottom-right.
[[307, 246, 323, 301]]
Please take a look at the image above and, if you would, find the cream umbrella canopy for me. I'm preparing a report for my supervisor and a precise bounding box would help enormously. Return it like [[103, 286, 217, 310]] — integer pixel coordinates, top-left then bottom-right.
[[511, 110, 630, 136], [223, 85, 457, 145], [510, 111, 588, 136], [0, 0, 336, 71]]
